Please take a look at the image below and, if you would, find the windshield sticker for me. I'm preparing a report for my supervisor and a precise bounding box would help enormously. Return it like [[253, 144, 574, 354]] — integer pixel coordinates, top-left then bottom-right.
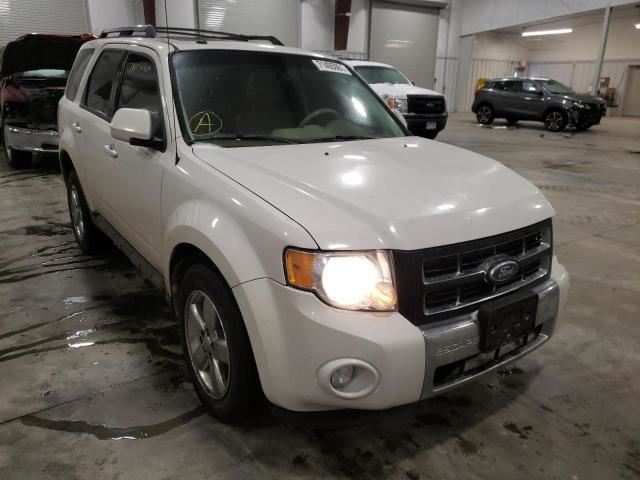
[[189, 111, 223, 136], [312, 60, 351, 76]]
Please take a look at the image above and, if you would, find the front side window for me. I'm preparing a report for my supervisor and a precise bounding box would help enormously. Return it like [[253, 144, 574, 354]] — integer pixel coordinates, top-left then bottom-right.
[[171, 51, 406, 147], [538, 79, 575, 95], [83, 50, 123, 118], [116, 53, 164, 141], [521, 80, 541, 93], [66, 49, 94, 101], [353, 66, 410, 85]]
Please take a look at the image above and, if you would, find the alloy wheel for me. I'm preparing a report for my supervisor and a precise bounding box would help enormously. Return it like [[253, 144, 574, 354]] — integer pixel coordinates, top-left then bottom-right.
[[185, 290, 231, 399], [545, 111, 563, 131], [69, 185, 85, 241], [478, 106, 492, 124]]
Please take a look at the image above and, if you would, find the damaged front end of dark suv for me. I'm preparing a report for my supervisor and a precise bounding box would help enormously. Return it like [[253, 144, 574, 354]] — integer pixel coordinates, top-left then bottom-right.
[[1, 33, 94, 168]]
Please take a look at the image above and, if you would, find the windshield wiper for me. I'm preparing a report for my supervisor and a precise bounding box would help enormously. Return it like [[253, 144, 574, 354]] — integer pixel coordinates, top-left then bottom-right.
[[195, 134, 302, 145], [304, 135, 378, 143]]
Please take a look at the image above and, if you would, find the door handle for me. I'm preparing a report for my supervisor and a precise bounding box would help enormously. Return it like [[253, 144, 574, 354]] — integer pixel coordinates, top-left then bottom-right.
[[72, 122, 82, 133], [103, 144, 118, 158]]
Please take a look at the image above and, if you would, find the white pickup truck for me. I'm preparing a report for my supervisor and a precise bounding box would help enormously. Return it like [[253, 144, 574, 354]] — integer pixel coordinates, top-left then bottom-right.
[[58, 26, 569, 424], [346, 60, 448, 139]]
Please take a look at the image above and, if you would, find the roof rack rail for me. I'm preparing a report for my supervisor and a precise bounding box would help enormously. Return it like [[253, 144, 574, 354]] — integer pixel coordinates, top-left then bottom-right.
[[154, 26, 284, 46], [100, 25, 156, 38], [99, 25, 284, 46]]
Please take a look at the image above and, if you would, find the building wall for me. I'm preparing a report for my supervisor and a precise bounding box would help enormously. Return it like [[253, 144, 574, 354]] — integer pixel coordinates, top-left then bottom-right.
[[458, 0, 636, 36], [155, 0, 197, 28], [86, 0, 144, 35], [526, 14, 640, 62], [301, 0, 335, 51]]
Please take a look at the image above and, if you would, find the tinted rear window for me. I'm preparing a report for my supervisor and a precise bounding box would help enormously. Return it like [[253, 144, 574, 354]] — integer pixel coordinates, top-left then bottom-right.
[[65, 49, 94, 101]]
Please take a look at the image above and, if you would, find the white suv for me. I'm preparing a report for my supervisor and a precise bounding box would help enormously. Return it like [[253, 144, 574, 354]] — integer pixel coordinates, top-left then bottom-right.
[[58, 26, 569, 423]]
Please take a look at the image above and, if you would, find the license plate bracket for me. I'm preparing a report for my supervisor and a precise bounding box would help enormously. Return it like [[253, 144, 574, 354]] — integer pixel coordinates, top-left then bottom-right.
[[478, 291, 538, 352]]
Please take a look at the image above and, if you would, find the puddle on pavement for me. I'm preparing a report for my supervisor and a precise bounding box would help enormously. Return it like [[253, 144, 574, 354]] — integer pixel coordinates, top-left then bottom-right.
[[20, 406, 205, 440], [0, 223, 72, 237]]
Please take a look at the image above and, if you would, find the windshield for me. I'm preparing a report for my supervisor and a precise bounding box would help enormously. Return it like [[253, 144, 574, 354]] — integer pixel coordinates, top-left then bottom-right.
[[171, 51, 405, 147], [353, 66, 410, 85], [14, 69, 69, 79], [538, 79, 575, 95]]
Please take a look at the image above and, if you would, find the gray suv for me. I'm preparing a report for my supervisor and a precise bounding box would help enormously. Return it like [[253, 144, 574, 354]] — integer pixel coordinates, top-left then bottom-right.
[[472, 77, 606, 132]]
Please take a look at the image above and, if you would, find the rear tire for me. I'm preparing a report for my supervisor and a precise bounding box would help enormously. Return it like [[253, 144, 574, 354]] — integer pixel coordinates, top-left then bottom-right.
[[476, 104, 494, 125], [66, 170, 105, 254], [177, 263, 261, 424], [544, 110, 567, 132]]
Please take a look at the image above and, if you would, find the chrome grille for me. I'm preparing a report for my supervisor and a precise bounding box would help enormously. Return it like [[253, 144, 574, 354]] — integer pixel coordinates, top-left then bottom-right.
[[393, 220, 552, 325]]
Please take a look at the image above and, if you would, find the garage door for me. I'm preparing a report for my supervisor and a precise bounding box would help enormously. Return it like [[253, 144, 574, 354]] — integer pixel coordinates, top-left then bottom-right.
[[198, 0, 300, 47], [369, 1, 439, 89], [0, 0, 89, 46]]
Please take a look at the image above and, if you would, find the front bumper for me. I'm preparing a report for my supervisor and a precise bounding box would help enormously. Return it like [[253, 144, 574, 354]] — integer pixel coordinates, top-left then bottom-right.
[[233, 257, 568, 412], [405, 112, 448, 137], [569, 105, 606, 126], [3, 125, 59, 153]]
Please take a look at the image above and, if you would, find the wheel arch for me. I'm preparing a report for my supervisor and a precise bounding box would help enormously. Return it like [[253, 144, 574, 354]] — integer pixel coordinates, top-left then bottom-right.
[[59, 149, 75, 184]]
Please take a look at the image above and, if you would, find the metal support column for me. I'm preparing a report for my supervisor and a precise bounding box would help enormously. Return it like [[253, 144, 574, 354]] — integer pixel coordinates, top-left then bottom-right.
[[592, 6, 612, 96]]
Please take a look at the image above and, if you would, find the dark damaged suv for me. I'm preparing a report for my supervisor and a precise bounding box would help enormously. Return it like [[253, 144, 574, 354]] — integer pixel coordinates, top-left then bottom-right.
[[1, 33, 95, 168], [472, 77, 606, 132]]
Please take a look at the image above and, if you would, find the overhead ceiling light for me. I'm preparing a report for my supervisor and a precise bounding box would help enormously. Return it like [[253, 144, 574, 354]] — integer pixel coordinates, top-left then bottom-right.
[[522, 28, 573, 37], [635, 23, 640, 30]]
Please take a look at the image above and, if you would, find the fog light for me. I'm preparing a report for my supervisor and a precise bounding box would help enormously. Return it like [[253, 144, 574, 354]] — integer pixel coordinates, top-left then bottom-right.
[[330, 365, 355, 389]]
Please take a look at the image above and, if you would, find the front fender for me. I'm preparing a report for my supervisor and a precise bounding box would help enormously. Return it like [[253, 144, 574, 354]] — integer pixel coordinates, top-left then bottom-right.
[[161, 154, 318, 293]]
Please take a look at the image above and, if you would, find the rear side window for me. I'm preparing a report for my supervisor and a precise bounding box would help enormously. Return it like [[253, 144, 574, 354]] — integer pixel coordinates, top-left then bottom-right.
[[116, 54, 164, 141], [83, 50, 123, 119], [65, 49, 94, 101]]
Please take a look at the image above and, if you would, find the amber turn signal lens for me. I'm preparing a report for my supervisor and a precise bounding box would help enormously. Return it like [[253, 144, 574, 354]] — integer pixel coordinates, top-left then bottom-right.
[[386, 97, 395, 109], [285, 249, 316, 289]]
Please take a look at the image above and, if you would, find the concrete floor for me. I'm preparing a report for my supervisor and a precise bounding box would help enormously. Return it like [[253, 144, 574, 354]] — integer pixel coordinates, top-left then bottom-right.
[[0, 114, 639, 480]]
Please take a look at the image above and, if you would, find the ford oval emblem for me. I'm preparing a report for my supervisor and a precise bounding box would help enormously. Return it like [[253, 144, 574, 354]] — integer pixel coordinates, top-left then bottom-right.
[[487, 260, 519, 284]]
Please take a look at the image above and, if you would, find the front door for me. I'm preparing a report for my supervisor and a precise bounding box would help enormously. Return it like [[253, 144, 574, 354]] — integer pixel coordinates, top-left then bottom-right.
[[102, 47, 170, 269], [512, 80, 546, 119]]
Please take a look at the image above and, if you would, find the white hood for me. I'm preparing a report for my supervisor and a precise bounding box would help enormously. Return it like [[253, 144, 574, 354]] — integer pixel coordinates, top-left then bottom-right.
[[192, 137, 554, 250], [369, 83, 443, 99]]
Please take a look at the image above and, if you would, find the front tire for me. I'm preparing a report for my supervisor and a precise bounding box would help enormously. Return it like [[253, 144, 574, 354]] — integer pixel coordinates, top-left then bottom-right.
[[66, 170, 105, 254], [476, 104, 494, 125], [544, 110, 567, 132], [177, 263, 261, 424], [576, 120, 592, 131]]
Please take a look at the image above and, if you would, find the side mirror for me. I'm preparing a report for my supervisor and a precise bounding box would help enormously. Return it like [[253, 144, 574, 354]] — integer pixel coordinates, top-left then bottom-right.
[[111, 108, 152, 144], [392, 108, 408, 128], [534, 90, 543, 96]]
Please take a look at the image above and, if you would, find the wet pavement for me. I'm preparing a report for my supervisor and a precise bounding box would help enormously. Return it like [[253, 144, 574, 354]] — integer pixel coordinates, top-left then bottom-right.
[[1, 115, 639, 479]]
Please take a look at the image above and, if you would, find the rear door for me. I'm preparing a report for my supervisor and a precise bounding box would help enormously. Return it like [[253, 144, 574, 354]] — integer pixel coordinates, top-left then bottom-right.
[[78, 48, 126, 222]]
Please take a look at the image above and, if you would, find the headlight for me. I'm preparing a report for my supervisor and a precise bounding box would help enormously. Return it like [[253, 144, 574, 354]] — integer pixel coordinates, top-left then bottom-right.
[[284, 249, 397, 311], [386, 96, 408, 114], [573, 101, 589, 110]]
